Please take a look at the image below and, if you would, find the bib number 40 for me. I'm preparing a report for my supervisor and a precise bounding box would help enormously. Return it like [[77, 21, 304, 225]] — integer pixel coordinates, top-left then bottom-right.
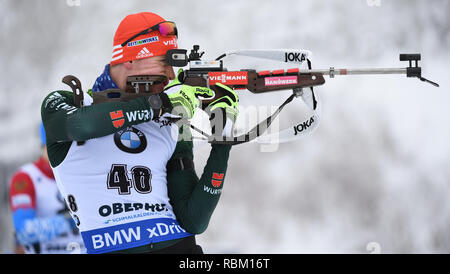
[[107, 164, 152, 195]]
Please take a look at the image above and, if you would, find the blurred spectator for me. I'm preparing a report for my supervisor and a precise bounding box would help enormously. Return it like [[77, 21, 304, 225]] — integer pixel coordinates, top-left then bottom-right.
[[8, 123, 85, 254]]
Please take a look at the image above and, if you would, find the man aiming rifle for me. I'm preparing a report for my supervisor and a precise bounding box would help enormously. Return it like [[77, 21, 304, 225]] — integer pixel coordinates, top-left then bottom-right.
[[41, 12, 238, 254]]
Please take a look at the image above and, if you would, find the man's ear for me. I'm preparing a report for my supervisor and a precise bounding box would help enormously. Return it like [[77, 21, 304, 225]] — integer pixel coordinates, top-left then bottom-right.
[[123, 61, 133, 70]]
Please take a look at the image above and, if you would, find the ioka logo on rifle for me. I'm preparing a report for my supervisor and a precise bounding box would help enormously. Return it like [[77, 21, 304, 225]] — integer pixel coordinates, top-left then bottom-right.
[[208, 72, 248, 85], [293, 116, 315, 135], [110, 110, 125, 128], [284, 52, 307, 63]]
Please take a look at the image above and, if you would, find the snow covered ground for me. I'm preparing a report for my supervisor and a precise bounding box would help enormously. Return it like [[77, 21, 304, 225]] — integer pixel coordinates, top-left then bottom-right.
[[0, 0, 449, 253]]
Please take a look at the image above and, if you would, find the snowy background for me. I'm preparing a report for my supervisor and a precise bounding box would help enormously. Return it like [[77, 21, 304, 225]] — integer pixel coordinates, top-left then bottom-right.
[[1, 0, 449, 253]]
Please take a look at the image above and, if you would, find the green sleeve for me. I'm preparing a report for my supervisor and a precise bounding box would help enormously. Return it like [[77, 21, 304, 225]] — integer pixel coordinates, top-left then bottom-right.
[[41, 90, 153, 167], [167, 126, 232, 234]]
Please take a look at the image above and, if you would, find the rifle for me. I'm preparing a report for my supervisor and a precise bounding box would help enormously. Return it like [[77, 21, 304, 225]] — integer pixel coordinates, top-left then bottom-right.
[[164, 45, 439, 144], [67, 45, 439, 145], [166, 45, 438, 99]]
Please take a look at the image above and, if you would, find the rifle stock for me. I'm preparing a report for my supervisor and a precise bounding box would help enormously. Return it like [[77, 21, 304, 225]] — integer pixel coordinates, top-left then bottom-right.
[[185, 70, 325, 107], [92, 70, 326, 108]]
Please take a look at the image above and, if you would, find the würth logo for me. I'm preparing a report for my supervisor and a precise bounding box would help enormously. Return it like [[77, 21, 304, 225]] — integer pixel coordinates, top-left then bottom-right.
[[110, 110, 125, 128], [211, 172, 224, 188]]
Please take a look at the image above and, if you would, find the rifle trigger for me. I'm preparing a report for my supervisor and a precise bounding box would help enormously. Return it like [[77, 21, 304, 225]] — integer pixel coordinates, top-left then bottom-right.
[[293, 88, 304, 97]]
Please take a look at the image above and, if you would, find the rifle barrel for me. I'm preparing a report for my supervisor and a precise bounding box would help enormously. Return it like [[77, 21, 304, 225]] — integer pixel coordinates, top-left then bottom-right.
[[303, 67, 407, 77]]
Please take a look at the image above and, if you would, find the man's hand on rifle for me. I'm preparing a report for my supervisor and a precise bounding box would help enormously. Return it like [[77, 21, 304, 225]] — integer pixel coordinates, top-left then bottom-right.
[[163, 69, 215, 119], [205, 83, 239, 139]]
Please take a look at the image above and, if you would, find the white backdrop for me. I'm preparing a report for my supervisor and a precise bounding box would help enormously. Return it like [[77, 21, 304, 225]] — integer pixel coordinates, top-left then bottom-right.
[[0, 0, 449, 253]]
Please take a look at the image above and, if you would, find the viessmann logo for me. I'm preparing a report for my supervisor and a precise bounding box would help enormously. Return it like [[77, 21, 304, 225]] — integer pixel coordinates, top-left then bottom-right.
[[163, 37, 177, 47], [208, 71, 248, 85]]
